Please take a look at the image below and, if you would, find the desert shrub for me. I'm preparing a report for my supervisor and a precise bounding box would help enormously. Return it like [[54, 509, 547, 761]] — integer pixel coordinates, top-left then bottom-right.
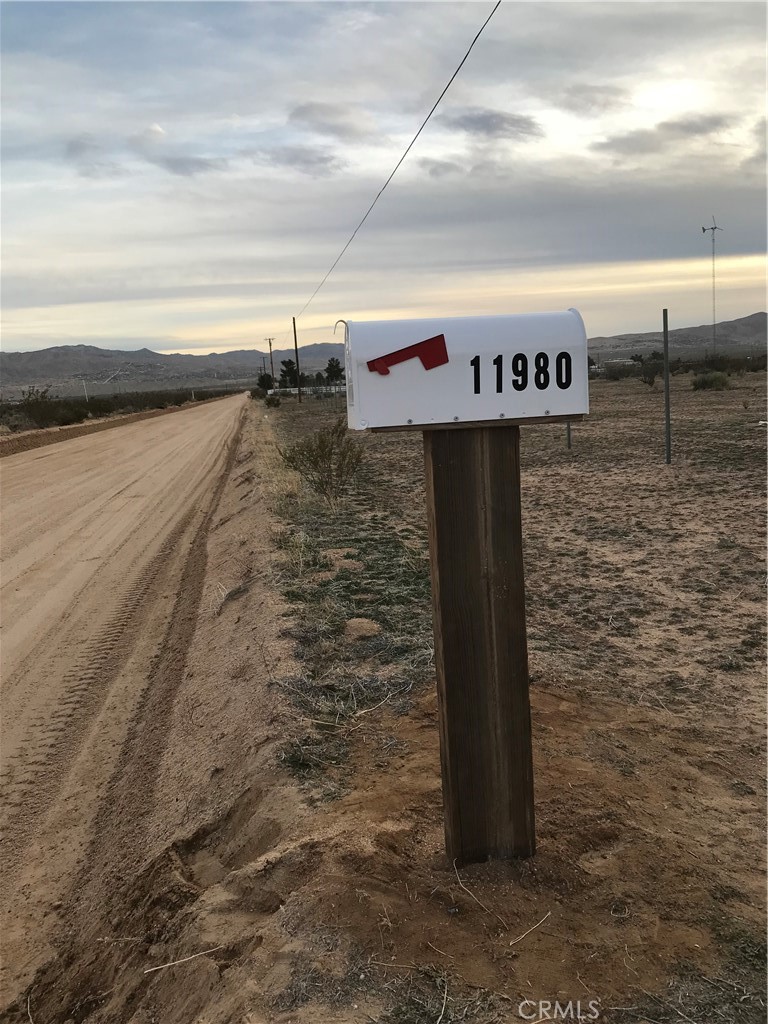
[[692, 371, 729, 391], [640, 359, 663, 387], [87, 397, 115, 417], [264, 394, 281, 408], [604, 362, 641, 381], [250, 387, 266, 400], [0, 408, 34, 432], [0, 387, 238, 432], [279, 416, 363, 502], [20, 385, 52, 403], [21, 399, 89, 428], [55, 403, 90, 427]]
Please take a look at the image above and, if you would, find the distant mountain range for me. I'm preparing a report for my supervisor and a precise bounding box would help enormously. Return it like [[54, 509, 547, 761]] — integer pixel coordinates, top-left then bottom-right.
[[0, 343, 344, 398], [1, 313, 764, 398], [589, 312, 766, 361]]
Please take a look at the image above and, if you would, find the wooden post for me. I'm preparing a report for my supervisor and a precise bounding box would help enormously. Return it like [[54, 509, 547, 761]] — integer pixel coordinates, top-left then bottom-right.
[[265, 338, 276, 391], [423, 425, 535, 863], [566, 419, 572, 450], [663, 308, 671, 465], [293, 317, 302, 403]]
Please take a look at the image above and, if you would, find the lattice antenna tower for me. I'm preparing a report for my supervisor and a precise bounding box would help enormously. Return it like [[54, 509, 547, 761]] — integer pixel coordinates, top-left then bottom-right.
[[701, 216, 723, 354]]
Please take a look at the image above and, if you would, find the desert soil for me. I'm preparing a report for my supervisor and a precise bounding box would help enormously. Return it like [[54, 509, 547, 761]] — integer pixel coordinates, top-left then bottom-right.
[[0, 375, 765, 1024]]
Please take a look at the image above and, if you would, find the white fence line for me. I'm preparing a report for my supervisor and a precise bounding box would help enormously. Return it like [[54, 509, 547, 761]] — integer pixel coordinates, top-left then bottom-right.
[[267, 385, 346, 396]]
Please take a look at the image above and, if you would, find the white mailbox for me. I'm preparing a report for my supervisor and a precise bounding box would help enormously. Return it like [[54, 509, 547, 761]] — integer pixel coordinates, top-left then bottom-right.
[[343, 309, 589, 430]]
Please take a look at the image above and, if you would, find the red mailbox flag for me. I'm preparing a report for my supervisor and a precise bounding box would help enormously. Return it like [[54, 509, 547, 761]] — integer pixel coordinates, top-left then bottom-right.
[[367, 334, 449, 376]]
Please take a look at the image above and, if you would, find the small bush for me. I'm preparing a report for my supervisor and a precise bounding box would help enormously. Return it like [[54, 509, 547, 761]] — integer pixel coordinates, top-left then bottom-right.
[[279, 416, 363, 503], [693, 371, 729, 391], [605, 363, 641, 381], [250, 387, 266, 400], [0, 408, 34, 432], [20, 385, 52, 403], [264, 394, 281, 408]]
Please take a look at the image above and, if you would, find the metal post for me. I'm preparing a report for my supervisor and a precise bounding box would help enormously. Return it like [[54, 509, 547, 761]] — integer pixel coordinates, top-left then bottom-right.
[[293, 317, 302, 403], [566, 420, 572, 450], [663, 308, 671, 465], [702, 218, 722, 357], [711, 234, 715, 354]]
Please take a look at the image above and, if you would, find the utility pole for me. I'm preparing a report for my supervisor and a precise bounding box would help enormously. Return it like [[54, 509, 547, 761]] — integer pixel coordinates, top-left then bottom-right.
[[292, 317, 302, 403], [702, 217, 723, 356], [264, 337, 275, 390], [663, 308, 672, 465]]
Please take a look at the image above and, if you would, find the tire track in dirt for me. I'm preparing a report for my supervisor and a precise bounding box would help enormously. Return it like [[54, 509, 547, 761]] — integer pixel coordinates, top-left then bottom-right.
[[75, 404, 245, 884], [0, 396, 246, 1003], [1, 411, 222, 689], [0, 507, 195, 825]]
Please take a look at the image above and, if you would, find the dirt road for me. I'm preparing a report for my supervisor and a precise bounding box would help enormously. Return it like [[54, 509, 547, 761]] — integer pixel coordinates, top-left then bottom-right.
[[0, 394, 245, 1000]]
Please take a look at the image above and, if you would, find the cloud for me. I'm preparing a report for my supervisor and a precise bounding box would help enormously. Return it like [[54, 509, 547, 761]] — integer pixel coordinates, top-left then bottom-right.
[[741, 116, 767, 175], [439, 107, 544, 141], [63, 131, 124, 178], [554, 83, 629, 116], [658, 114, 732, 136], [593, 113, 733, 156], [257, 144, 344, 177], [419, 157, 463, 179], [128, 125, 228, 176], [64, 133, 101, 160], [289, 102, 373, 141], [148, 154, 227, 177]]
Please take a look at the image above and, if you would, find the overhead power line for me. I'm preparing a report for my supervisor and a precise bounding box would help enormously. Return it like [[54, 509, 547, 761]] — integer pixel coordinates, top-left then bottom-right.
[[294, 0, 502, 322]]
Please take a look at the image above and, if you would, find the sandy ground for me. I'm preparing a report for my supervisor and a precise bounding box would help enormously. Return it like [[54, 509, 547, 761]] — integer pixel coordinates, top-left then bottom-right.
[[0, 394, 246, 1000], [1, 375, 765, 1024]]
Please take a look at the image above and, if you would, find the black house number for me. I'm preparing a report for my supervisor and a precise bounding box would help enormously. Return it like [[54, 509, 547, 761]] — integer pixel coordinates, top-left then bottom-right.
[[470, 352, 573, 394]]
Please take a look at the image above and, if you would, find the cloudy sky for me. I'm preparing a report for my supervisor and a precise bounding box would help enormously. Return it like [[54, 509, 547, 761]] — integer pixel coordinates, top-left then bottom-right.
[[2, 1, 765, 355]]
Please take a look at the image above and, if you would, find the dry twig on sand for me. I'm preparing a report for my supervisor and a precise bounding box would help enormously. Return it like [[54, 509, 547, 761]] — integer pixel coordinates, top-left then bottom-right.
[[215, 576, 258, 615], [427, 941, 453, 959], [143, 945, 224, 974], [435, 979, 449, 1024], [452, 859, 508, 930], [508, 910, 552, 946]]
